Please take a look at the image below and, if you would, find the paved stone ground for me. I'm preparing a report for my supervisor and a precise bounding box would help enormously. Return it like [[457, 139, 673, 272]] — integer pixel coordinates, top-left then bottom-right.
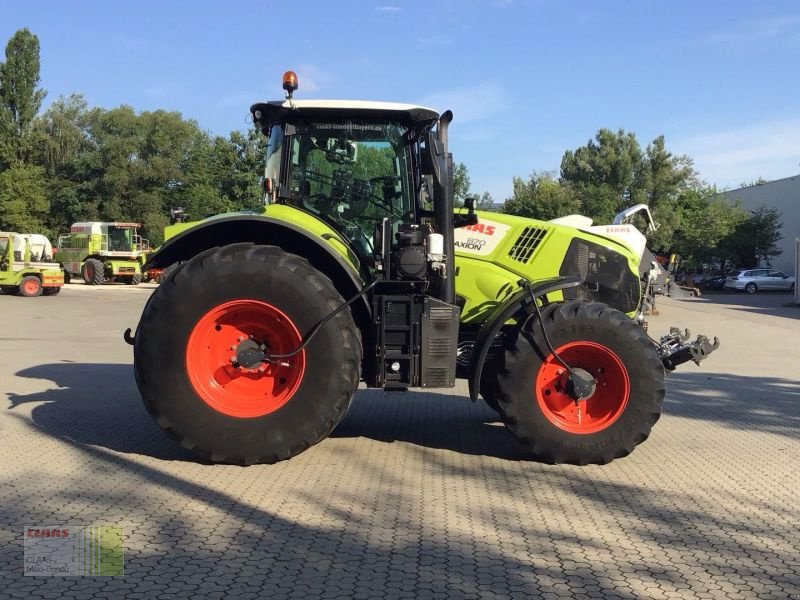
[[1, 284, 798, 598]]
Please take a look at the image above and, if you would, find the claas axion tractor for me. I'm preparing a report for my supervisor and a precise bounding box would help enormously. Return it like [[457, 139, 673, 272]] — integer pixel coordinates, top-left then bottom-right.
[[127, 72, 718, 465]]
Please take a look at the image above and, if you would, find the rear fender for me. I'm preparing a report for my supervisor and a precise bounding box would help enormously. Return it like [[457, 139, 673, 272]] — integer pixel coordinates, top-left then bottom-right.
[[143, 215, 371, 334], [468, 276, 582, 401]]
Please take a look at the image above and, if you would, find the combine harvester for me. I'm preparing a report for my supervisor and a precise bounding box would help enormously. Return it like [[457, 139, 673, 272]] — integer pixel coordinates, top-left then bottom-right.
[[55, 222, 150, 285]]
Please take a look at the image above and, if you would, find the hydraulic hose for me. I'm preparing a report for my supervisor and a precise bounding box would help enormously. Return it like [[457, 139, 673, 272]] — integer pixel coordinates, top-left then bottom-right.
[[263, 279, 378, 360]]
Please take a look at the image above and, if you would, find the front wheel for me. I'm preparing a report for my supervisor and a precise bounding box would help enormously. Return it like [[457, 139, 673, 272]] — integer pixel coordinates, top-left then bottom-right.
[[82, 259, 105, 285], [134, 243, 362, 465], [494, 301, 665, 465]]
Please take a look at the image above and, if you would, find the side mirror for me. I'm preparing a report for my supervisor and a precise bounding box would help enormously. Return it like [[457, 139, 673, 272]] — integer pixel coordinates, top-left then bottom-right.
[[454, 197, 478, 228], [169, 207, 186, 224]]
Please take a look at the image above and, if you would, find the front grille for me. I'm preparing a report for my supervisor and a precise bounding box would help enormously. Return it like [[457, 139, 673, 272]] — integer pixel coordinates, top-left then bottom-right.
[[560, 239, 640, 313], [509, 227, 547, 263]]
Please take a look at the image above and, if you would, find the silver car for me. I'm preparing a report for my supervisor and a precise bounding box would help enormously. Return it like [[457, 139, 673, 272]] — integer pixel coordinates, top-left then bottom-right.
[[724, 268, 796, 293]]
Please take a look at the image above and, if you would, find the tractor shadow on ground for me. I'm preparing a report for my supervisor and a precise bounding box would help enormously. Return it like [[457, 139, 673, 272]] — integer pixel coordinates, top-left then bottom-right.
[[8, 362, 198, 462], [9, 364, 799, 465], [8, 362, 529, 462], [333, 388, 532, 461]]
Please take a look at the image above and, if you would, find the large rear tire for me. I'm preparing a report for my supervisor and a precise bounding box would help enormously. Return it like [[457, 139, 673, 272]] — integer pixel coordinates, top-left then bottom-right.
[[133, 243, 362, 465], [42, 286, 61, 296], [82, 259, 105, 285], [494, 301, 664, 465]]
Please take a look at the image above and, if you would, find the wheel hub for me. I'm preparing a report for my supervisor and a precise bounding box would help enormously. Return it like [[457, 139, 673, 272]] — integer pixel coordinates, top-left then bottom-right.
[[185, 300, 306, 418], [234, 338, 267, 369], [566, 367, 597, 400], [535, 341, 630, 434]]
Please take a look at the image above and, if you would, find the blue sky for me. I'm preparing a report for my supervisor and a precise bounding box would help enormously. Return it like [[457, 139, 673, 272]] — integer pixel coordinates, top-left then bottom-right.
[[3, 0, 800, 201]]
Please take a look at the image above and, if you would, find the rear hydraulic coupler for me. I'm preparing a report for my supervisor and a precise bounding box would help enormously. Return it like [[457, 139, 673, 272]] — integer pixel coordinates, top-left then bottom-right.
[[656, 327, 720, 371]]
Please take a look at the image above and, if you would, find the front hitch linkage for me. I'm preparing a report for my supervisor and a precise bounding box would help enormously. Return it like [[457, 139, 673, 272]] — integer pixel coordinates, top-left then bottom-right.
[[656, 327, 720, 371]]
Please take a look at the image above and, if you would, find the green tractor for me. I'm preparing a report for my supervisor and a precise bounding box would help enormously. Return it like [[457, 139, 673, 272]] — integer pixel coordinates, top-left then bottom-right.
[[127, 72, 718, 465], [55, 221, 150, 285], [0, 232, 64, 296]]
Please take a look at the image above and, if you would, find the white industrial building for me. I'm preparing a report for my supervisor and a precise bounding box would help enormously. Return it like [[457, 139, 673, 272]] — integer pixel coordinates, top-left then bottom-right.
[[720, 175, 799, 277]]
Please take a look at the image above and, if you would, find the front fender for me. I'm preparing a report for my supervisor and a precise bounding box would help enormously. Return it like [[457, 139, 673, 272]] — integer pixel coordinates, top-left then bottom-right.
[[468, 276, 582, 401]]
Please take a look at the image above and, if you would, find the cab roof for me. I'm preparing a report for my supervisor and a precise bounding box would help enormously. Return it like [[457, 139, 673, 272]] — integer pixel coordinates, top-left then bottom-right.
[[250, 99, 440, 129]]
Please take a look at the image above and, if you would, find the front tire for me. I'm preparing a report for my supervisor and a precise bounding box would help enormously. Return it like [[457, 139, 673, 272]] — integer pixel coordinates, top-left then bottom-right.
[[494, 301, 664, 465], [82, 259, 105, 285], [134, 243, 362, 465]]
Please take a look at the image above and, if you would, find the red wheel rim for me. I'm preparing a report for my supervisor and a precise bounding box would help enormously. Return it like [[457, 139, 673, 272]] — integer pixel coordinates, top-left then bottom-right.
[[24, 279, 40, 295], [186, 300, 306, 418], [535, 341, 630, 434]]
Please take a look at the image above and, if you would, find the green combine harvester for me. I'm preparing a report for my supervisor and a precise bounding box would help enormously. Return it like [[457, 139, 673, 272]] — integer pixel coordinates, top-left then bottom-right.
[[127, 71, 718, 466], [0, 232, 64, 296], [55, 222, 150, 285]]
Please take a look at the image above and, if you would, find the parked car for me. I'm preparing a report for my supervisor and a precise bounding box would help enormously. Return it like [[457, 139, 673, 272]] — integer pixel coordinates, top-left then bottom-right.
[[724, 269, 796, 293], [703, 274, 728, 290]]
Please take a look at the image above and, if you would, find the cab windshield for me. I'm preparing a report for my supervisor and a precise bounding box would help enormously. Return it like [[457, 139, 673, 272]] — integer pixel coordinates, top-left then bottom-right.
[[108, 227, 133, 252], [285, 120, 412, 255]]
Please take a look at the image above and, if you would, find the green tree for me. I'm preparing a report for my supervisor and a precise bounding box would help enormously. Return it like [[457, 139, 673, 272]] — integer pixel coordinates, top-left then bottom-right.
[[641, 136, 697, 251], [749, 205, 783, 263], [503, 171, 581, 220], [475, 191, 496, 211], [560, 128, 647, 223], [0, 28, 46, 166], [453, 161, 470, 205], [0, 164, 49, 231], [720, 204, 783, 268], [673, 187, 748, 263]]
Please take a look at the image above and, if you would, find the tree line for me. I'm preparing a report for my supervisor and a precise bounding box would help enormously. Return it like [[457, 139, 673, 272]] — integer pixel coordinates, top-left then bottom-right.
[[496, 130, 782, 268], [0, 28, 782, 266], [0, 29, 266, 246]]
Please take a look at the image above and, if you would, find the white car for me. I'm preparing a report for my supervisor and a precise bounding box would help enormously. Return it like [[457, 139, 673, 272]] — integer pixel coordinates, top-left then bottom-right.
[[724, 269, 796, 293]]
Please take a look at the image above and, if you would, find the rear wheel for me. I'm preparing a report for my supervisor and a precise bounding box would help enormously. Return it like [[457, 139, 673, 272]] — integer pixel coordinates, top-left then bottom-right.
[[494, 301, 664, 465], [1, 285, 19, 295], [82, 259, 105, 285], [19, 276, 43, 297], [134, 243, 362, 465], [745, 282, 757, 294], [42, 286, 61, 296]]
